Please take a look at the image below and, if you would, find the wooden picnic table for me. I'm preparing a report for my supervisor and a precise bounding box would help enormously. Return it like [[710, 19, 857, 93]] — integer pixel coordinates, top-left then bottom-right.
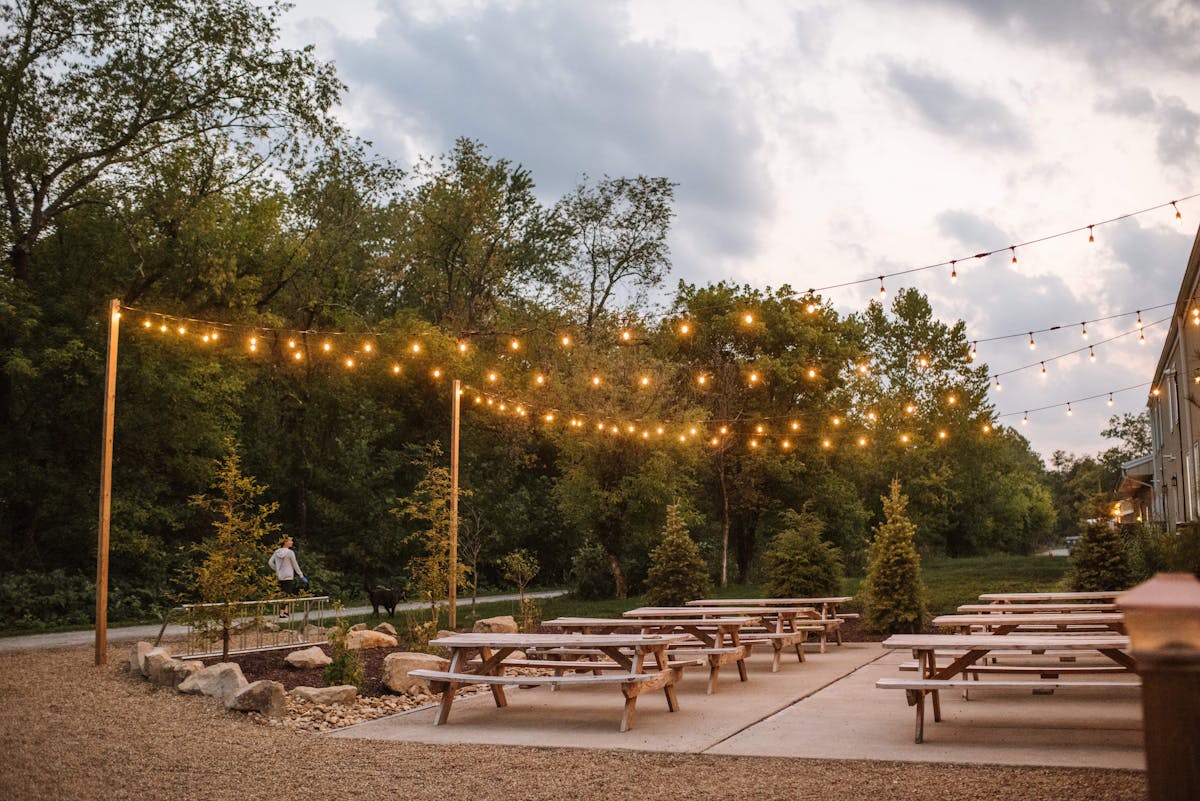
[[680, 597, 853, 651], [978, 591, 1122, 603], [956, 602, 1118, 614], [541, 615, 757, 692], [409, 632, 690, 732], [622, 605, 827, 667], [877, 633, 1137, 742], [932, 611, 1126, 635]]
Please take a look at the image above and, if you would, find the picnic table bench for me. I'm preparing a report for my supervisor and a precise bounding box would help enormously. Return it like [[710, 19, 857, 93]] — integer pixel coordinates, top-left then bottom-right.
[[623, 605, 827, 668], [956, 602, 1118, 614], [931, 611, 1126, 635], [876, 633, 1137, 742], [683, 597, 853, 651], [408, 632, 689, 732], [541, 615, 756, 692], [978, 591, 1123, 603]]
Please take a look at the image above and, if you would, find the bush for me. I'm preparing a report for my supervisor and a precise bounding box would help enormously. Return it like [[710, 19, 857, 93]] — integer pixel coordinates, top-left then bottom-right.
[[861, 481, 928, 634], [569, 539, 615, 600], [323, 612, 363, 690], [761, 508, 843, 598], [1165, 523, 1200, 576], [1071, 522, 1133, 591], [643, 504, 709, 607]]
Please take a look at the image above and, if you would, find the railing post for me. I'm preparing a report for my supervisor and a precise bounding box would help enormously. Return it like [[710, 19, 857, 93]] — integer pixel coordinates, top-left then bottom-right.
[[1118, 573, 1200, 801]]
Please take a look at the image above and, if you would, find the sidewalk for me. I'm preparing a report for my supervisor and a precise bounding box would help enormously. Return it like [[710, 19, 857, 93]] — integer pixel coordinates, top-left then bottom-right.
[[0, 589, 566, 652]]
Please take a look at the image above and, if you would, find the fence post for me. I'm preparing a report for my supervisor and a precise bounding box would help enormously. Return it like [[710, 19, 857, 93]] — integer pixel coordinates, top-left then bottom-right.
[[1118, 573, 1200, 801]]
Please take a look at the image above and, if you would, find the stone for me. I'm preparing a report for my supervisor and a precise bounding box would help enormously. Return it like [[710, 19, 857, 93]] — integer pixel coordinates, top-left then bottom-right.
[[473, 615, 518, 634], [227, 680, 287, 718], [146, 652, 180, 687], [285, 646, 332, 669], [169, 659, 204, 687], [349, 623, 367, 632], [302, 624, 326, 639], [346, 629, 398, 650], [129, 642, 170, 677], [178, 662, 248, 704], [436, 629, 456, 639], [373, 622, 397, 637], [383, 652, 449, 693], [291, 685, 358, 705]]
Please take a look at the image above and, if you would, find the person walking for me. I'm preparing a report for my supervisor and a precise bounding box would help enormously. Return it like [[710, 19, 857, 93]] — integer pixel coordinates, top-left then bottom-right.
[[268, 537, 306, 618]]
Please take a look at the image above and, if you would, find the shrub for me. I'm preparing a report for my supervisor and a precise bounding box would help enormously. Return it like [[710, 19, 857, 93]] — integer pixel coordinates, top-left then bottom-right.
[[499, 549, 541, 632], [644, 504, 709, 607], [323, 611, 363, 690], [862, 480, 928, 634], [1071, 522, 1133, 591], [569, 539, 615, 600], [1165, 523, 1200, 576], [761, 508, 843, 598]]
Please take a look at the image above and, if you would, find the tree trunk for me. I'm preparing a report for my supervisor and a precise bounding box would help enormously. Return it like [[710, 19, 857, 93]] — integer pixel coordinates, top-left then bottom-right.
[[608, 552, 628, 599], [9, 242, 30, 281]]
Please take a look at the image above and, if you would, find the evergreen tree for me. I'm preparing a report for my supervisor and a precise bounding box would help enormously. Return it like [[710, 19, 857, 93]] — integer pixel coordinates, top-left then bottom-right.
[[862, 480, 927, 634], [761, 508, 843, 598], [187, 439, 281, 660], [1071, 522, 1133, 591], [643, 504, 710, 606]]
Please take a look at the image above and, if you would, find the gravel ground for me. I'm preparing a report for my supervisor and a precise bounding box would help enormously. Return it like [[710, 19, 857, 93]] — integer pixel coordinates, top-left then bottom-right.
[[0, 644, 1148, 801]]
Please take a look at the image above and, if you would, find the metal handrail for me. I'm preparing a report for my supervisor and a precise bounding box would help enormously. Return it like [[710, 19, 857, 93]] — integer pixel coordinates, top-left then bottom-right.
[[167, 595, 332, 657]]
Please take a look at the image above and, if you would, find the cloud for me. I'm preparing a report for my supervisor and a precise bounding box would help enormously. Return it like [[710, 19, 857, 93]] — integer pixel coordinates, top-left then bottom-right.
[[1156, 97, 1200, 168], [883, 63, 1031, 149], [936, 210, 1012, 252], [1099, 218, 1194, 306], [313, 0, 772, 267], [1095, 86, 1157, 118]]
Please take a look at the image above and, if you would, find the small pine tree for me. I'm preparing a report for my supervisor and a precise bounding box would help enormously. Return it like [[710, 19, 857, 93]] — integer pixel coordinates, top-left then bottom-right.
[[1071, 521, 1133, 591], [862, 480, 928, 634], [188, 439, 281, 660], [499, 549, 541, 632], [644, 504, 710, 607], [762, 508, 843, 598], [323, 606, 363, 690]]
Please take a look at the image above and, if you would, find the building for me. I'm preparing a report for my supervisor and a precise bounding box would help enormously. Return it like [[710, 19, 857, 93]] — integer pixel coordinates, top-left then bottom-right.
[[1145, 223, 1200, 527]]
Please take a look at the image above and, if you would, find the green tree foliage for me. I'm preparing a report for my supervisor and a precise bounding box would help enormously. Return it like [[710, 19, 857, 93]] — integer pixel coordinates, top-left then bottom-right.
[[323, 608, 363, 690], [393, 443, 471, 623], [862, 481, 928, 634], [644, 504, 710, 606], [1070, 522, 1133, 591], [498, 548, 540, 631], [187, 439, 281, 659], [569, 539, 616, 600], [761, 508, 843, 598]]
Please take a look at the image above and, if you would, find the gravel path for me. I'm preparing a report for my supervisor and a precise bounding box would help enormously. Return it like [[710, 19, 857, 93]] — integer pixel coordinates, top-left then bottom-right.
[[0, 645, 1147, 801]]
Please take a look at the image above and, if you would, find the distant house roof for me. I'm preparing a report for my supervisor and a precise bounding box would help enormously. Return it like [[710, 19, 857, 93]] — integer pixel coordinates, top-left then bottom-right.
[[1116, 453, 1154, 496]]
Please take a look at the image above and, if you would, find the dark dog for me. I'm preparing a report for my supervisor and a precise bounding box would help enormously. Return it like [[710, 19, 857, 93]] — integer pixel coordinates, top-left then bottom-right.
[[366, 585, 403, 617]]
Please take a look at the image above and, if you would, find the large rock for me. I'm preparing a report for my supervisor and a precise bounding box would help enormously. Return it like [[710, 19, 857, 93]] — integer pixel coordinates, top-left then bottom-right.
[[349, 623, 367, 632], [383, 652, 449, 694], [227, 680, 287, 718], [146, 652, 200, 688], [291, 685, 358, 705], [302, 624, 327, 640], [285, 646, 331, 669], [373, 622, 397, 637], [473, 615, 518, 634], [346, 629, 398, 650], [129, 642, 170, 677], [177, 662, 248, 704]]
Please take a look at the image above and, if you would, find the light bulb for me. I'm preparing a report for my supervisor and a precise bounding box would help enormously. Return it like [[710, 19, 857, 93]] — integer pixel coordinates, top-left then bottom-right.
[[1139, 332, 1146, 345], [431, 368, 441, 378], [900, 434, 910, 443], [627, 424, 635, 434], [288, 339, 296, 348], [393, 365, 402, 375], [473, 395, 481, 404], [1040, 362, 1047, 377], [159, 324, 168, 333], [1081, 323, 1088, 339], [510, 339, 520, 350], [1010, 247, 1017, 265], [592, 376, 601, 386], [858, 363, 869, 374], [857, 437, 867, 447], [535, 374, 545, 385], [782, 439, 792, 449], [982, 424, 991, 433], [1088, 225, 1095, 244], [697, 374, 707, 385], [621, 330, 632, 342], [561, 335, 571, 347], [211, 332, 219, 341], [689, 426, 698, 436], [1152, 387, 1161, 397], [142, 319, 152, 328], [832, 416, 842, 426], [1174, 201, 1182, 222], [808, 368, 817, 378], [822, 439, 831, 449], [499, 403, 507, 412], [938, 430, 947, 440], [411, 343, 420, 353], [879, 277, 886, 295], [177, 326, 186, 335], [755, 424, 764, 434], [748, 372, 759, 384], [791, 421, 801, 430], [345, 358, 355, 368], [866, 411, 877, 422], [905, 403, 916, 414], [1109, 393, 1115, 405], [1137, 311, 1144, 329], [1089, 346, 1096, 362], [363, 343, 372, 353], [949, 260, 957, 283], [719, 426, 728, 435], [640, 376, 650, 387], [488, 372, 498, 382], [711, 437, 720, 446], [1022, 413, 1028, 425], [680, 322, 690, 335], [487, 398, 495, 406], [656, 426, 664, 435], [293, 352, 302, 361], [202, 334, 210, 343], [969, 342, 977, 361], [1066, 403, 1073, 416], [918, 356, 929, 368], [641, 431, 649, 439], [750, 438, 759, 448], [458, 342, 468, 353], [1028, 333, 1036, 350], [681, 433, 689, 442], [806, 304, 816, 314], [994, 376, 1002, 390], [743, 313, 754, 325], [544, 412, 555, 422], [947, 395, 957, 405]]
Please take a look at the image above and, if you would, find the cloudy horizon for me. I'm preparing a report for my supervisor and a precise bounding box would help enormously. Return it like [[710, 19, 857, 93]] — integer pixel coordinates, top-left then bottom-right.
[[278, 0, 1200, 462]]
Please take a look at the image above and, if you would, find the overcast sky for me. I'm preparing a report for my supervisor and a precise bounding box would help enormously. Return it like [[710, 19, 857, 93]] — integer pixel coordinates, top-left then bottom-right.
[[280, 0, 1200, 462]]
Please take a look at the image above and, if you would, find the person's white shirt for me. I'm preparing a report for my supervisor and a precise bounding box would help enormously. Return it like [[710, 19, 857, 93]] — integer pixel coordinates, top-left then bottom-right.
[[268, 545, 303, 580]]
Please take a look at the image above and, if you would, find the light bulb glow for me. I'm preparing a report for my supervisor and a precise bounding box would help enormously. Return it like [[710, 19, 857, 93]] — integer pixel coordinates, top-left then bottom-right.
[[640, 376, 650, 386], [159, 324, 167, 333], [322, 341, 331, 352], [1022, 413, 1028, 425], [1028, 333, 1036, 350], [411, 343, 420, 353], [293, 351, 302, 361], [591, 375, 601, 386], [782, 439, 792, 449], [748, 372, 759, 384], [982, 424, 991, 433], [743, 313, 754, 325], [1066, 403, 1073, 416], [488, 372, 498, 382], [879, 277, 886, 294], [905, 403, 916, 414], [750, 438, 759, 448], [866, 411, 877, 422], [1040, 362, 1047, 377], [832, 416, 842, 426], [697, 374, 707, 385], [143, 319, 152, 328], [949, 260, 957, 282], [177, 326, 186, 335], [1081, 323, 1088, 339], [1109, 393, 1115, 405], [288, 339, 296, 348], [755, 424, 764, 434], [345, 358, 355, 368], [947, 395, 957, 405], [458, 342, 468, 353], [719, 426, 728, 435], [510, 339, 520, 350], [994, 376, 1002, 390], [393, 365, 402, 374], [1174, 201, 1182, 222], [621, 330, 632, 342], [535, 374, 545, 385], [900, 434, 910, 443], [857, 437, 867, 447], [822, 439, 831, 449], [679, 322, 690, 335], [1089, 346, 1096, 361], [938, 430, 947, 439], [363, 343, 372, 353], [561, 335, 572, 347], [808, 368, 817, 379], [791, 421, 800, 430], [1088, 225, 1095, 244], [1011, 247, 1017, 265], [689, 426, 698, 436], [432, 368, 441, 378]]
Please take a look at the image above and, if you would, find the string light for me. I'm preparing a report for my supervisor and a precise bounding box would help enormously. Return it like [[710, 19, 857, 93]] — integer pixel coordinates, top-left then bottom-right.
[[393, 365, 402, 375], [510, 339, 521, 350], [857, 437, 867, 447], [1010, 246, 1017, 265], [640, 376, 650, 387], [323, 342, 332, 352], [994, 376, 1001, 390], [822, 439, 831, 449], [293, 351, 303, 361], [900, 434, 910, 443], [1022, 412, 1028, 425], [748, 372, 759, 385], [487, 372, 498, 382], [904, 403, 916, 414], [177, 326, 186, 335], [1108, 393, 1115, 405], [410, 343, 420, 354], [561, 335, 572, 347], [345, 358, 355, 369], [363, 343, 373, 353], [535, 374, 545, 385], [879, 277, 886, 295], [431, 368, 441, 378], [1137, 311, 1144, 329], [591, 375, 601, 386], [143, 320, 152, 329], [969, 342, 978, 360], [1088, 225, 1095, 244], [697, 374, 707, 385], [790, 421, 801, 431], [782, 439, 792, 449], [982, 424, 991, 433], [1028, 332, 1036, 350], [1040, 361, 1047, 377], [621, 330, 633, 342], [949, 260, 957, 283], [1089, 346, 1096, 362], [1174, 201, 1183, 222], [458, 342, 468, 353], [938, 430, 947, 440], [1080, 322, 1088, 339], [679, 322, 691, 335], [947, 395, 957, 405], [807, 368, 817, 379], [1066, 402, 1072, 416], [743, 313, 754, 325], [831, 416, 842, 426]]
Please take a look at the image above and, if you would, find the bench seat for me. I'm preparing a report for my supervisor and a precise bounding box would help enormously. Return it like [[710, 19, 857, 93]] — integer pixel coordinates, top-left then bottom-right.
[[876, 676, 1140, 743], [897, 660, 1128, 676]]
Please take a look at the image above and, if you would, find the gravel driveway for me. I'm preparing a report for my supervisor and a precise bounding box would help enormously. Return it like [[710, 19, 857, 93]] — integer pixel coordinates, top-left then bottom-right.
[[0, 644, 1147, 801]]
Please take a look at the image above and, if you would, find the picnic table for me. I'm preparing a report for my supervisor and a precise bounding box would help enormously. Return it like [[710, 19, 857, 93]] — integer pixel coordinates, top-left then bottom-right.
[[978, 591, 1123, 603], [541, 615, 757, 692], [683, 597, 853, 651], [931, 611, 1126, 635], [956, 602, 1118, 614], [876, 633, 1137, 742], [623, 605, 824, 669], [407, 632, 690, 732]]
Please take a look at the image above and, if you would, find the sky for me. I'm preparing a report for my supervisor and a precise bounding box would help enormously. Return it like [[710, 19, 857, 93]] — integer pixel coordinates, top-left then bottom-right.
[[277, 0, 1200, 461]]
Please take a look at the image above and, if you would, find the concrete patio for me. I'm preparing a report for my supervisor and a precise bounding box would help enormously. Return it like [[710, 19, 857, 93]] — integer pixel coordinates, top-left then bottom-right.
[[332, 642, 1145, 769]]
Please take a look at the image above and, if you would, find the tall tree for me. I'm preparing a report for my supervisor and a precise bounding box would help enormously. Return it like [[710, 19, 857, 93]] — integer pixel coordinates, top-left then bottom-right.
[[0, 0, 343, 281], [557, 175, 676, 337]]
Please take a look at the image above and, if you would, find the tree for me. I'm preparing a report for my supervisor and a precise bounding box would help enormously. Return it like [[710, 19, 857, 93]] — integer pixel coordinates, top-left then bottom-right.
[[644, 503, 709, 606], [498, 548, 540, 631], [761, 508, 843, 598], [187, 439, 281, 660], [862, 481, 927, 634], [557, 175, 676, 336], [1070, 522, 1133, 591], [393, 442, 470, 625], [0, 0, 343, 281]]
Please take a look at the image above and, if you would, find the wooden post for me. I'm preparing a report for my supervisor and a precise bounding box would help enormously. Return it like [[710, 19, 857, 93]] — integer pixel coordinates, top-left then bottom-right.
[[95, 299, 121, 665], [1118, 573, 1200, 801], [448, 378, 461, 630]]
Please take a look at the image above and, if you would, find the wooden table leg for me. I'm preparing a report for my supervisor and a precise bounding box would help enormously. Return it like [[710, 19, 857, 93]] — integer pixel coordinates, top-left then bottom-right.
[[478, 646, 508, 708], [435, 647, 467, 725]]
